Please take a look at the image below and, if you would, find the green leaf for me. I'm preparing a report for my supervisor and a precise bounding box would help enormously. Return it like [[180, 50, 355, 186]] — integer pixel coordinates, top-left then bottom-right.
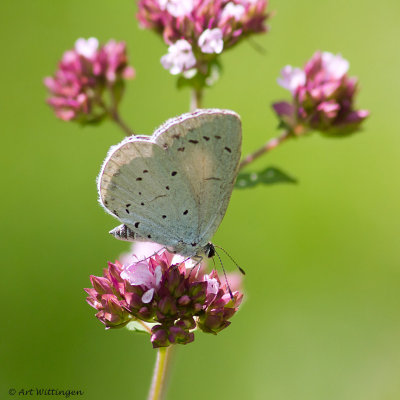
[[125, 320, 154, 334], [235, 166, 297, 189]]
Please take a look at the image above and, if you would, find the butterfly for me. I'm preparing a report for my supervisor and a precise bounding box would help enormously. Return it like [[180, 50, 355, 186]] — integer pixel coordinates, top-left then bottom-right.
[[97, 108, 242, 258]]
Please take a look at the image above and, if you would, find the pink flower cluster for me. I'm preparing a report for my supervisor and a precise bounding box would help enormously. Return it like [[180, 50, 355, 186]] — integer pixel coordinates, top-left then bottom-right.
[[137, 0, 269, 76], [44, 38, 135, 122], [85, 250, 243, 348], [273, 51, 369, 136]]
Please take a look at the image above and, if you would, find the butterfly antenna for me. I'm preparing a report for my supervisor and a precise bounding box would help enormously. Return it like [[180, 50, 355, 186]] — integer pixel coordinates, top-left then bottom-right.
[[214, 248, 233, 299], [214, 245, 246, 275]]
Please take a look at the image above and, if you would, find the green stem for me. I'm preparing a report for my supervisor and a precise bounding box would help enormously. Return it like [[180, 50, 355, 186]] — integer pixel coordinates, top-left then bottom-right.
[[109, 108, 135, 136], [239, 129, 291, 170], [147, 346, 174, 400], [190, 88, 203, 111], [108, 83, 135, 136], [95, 94, 135, 136]]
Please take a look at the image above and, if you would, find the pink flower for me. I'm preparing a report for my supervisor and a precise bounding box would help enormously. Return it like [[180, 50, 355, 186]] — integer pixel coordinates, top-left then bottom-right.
[[44, 38, 134, 123], [321, 52, 349, 80], [159, 0, 195, 17], [160, 39, 196, 74], [221, 3, 246, 21], [137, 0, 269, 79], [198, 28, 224, 54], [277, 65, 306, 94], [75, 37, 99, 59], [85, 249, 243, 348], [273, 51, 369, 136]]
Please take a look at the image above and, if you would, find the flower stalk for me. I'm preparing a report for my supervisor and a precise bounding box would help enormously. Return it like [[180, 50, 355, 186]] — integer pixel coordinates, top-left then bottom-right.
[[148, 346, 174, 400], [239, 129, 291, 170], [108, 106, 135, 136], [190, 88, 203, 111]]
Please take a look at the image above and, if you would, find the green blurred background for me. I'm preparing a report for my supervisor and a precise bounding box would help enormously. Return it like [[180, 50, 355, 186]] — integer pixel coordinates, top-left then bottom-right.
[[1, 0, 400, 399]]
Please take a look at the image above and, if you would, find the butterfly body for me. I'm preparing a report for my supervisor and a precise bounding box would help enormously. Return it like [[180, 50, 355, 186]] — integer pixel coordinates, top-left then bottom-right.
[[97, 109, 242, 257]]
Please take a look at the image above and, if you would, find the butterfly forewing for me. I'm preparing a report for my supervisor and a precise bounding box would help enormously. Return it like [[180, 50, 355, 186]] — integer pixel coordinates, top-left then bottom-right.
[[154, 110, 241, 247], [98, 109, 242, 256]]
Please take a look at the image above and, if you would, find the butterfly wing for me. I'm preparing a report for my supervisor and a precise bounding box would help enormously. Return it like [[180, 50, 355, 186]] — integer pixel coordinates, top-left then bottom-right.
[[153, 109, 241, 248], [98, 109, 241, 256]]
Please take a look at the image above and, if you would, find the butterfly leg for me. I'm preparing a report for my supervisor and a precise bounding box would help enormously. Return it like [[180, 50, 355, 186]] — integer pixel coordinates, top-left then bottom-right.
[[135, 246, 167, 263], [187, 255, 204, 279]]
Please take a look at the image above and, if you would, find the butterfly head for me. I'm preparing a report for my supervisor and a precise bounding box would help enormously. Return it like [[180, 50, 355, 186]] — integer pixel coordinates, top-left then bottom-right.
[[204, 242, 215, 258]]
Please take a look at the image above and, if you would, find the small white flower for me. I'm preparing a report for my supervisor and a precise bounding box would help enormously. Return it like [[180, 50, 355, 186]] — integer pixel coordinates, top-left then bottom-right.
[[198, 28, 224, 54], [121, 263, 163, 304], [171, 254, 196, 269], [161, 40, 196, 75], [183, 68, 197, 79], [240, 0, 259, 4], [158, 0, 194, 17], [321, 52, 349, 79], [142, 288, 155, 304], [277, 65, 306, 93], [204, 275, 219, 295], [75, 37, 99, 58], [221, 2, 245, 21]]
